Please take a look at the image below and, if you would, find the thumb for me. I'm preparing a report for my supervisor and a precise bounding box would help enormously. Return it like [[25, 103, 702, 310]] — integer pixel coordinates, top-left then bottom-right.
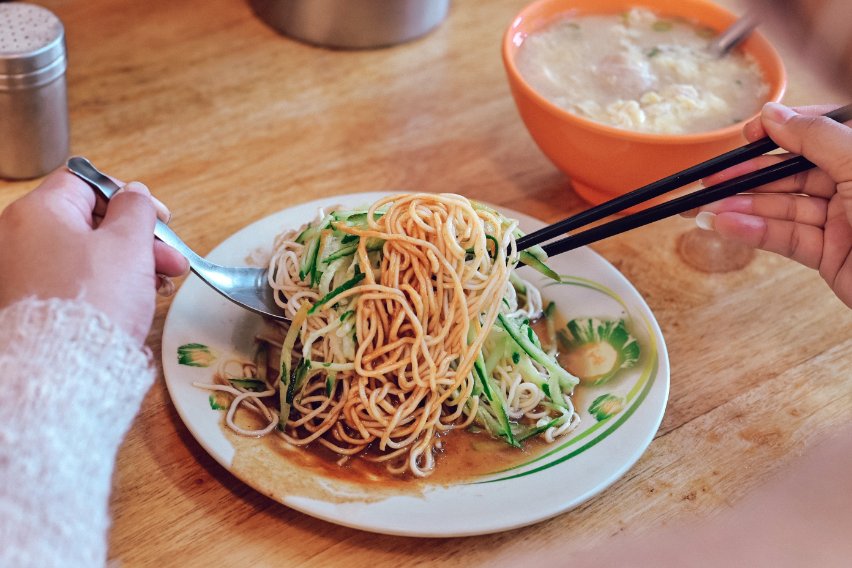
[[98, 181, 157, 250], [762, 102, 852, 188], [762, 103, 852, 223]]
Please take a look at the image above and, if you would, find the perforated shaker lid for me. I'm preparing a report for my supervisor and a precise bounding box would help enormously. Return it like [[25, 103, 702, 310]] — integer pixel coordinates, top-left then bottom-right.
[[0, 2, 65, 77]]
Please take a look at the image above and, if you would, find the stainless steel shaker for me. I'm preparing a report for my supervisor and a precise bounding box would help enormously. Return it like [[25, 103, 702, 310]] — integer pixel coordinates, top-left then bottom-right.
[[0, 2, 69, 179]]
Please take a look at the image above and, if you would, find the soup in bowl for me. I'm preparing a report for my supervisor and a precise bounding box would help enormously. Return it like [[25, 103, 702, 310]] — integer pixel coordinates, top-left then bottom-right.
[[502, 0, 786, 206]]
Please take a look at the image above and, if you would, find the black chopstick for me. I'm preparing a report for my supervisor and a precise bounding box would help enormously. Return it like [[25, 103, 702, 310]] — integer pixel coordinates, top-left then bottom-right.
[[536, 154, 813, 258], [517, 103, 852, 252]]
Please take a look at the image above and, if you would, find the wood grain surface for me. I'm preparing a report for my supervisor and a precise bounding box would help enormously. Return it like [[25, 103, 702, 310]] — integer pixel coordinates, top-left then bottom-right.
[[1, 1, 850, 566]]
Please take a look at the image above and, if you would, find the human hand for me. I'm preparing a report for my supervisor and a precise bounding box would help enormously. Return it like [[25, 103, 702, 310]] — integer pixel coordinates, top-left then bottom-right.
[[685, 102, 852, 308], [0, 168, 188, 344]]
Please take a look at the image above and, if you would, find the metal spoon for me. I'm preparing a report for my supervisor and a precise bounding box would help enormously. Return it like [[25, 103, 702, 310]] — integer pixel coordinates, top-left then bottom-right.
[[707, 13, 759, 58], [67, 156, 289, 322]]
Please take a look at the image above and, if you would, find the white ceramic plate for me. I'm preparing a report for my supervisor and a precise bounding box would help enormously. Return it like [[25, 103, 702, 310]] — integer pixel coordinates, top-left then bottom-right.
[[162, 192, 669, 537]]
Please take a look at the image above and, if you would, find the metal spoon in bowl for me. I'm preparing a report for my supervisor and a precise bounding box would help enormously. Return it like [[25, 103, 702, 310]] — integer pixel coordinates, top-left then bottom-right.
[[707, 12, 759, 58], [67, 156, 289, 322]]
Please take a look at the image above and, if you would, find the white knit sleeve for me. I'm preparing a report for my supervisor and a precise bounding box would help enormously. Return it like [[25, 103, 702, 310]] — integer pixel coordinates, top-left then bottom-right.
[[0, 298, 156, 568]]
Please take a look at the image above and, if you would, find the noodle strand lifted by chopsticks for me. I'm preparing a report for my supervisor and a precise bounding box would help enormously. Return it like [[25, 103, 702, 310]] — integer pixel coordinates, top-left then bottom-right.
[[272, 194, 515, 476]]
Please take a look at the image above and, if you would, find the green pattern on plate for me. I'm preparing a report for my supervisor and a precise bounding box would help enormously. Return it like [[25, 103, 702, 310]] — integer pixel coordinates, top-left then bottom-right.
[[474, 275, 660, 483]]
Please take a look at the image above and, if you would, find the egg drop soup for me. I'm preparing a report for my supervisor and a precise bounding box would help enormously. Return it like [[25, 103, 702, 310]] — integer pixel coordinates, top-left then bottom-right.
[[516, 8, 769, 134]]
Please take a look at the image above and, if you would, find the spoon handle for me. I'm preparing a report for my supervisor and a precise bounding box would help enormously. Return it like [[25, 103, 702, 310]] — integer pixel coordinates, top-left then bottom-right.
[[66, 156, 208, 268], [707, 13, 759, 57], [67, 156, 288, 321]]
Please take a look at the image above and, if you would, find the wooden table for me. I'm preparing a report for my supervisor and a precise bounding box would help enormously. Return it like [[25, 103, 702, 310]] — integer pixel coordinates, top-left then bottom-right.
[[2, 1, 850, 565]]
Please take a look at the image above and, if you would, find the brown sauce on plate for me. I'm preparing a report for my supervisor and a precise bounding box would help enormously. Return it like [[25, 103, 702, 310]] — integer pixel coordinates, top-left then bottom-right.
[[218, 380, 586, 503], [220, 310, 589, 501]]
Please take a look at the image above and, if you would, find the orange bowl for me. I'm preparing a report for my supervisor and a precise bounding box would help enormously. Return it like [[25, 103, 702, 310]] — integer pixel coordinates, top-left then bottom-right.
[[502, 0, 786, 205]]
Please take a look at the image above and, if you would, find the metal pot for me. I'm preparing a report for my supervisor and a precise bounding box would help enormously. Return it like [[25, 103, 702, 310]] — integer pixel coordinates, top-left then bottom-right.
[[249, 0, 450, 49]]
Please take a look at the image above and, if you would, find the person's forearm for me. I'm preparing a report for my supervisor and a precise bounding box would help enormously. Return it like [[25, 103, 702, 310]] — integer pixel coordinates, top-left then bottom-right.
[[0, 298, 155, 567]]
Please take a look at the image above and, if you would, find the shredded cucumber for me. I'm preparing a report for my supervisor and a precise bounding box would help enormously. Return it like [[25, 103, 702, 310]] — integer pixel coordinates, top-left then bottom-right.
[[519, 248, 560, 282], [496, 313, 579, 408], [322, 239, 384, 264], [278, 303, 310, 427], [227, 378, 268, 392], [308, 270, 365, 315], [325, 371, 337, 397], [289, 360, 311, 403]]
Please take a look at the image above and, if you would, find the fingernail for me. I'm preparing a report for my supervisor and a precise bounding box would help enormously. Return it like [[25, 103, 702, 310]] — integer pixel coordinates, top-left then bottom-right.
[[738, 214, 767, 231], [157, 275, 176, 297], [120, 181, 151, 196], [722, 195, 753, 212], [763, 102, 796, 125], [151, 196, 172, 223], [696, 211, 716, 231]]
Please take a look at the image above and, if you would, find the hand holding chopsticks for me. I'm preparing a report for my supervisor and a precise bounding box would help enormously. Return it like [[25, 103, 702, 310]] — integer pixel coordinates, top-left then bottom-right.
[[517, 103, 852, 259]]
